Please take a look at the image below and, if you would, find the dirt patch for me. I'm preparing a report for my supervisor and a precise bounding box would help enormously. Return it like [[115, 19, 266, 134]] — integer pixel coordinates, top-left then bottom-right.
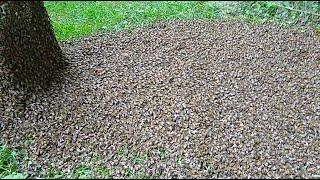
[[1, 20, 320, 178]]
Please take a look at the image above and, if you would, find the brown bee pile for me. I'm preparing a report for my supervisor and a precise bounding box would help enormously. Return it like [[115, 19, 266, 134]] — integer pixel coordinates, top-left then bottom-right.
[[1, 20, 320, 178]]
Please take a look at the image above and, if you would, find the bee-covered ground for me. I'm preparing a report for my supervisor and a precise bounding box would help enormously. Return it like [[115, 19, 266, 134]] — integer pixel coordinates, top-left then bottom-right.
[[1, 20, 319, 178]]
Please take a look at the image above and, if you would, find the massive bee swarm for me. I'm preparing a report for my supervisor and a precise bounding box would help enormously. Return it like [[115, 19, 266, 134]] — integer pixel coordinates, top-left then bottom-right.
[[1, 2, 320, 178], [2, 19, 320, 178], [0, 1, 67, 90]]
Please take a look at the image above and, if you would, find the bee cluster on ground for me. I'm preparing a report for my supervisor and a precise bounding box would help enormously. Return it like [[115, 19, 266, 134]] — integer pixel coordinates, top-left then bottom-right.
[[1, 18, 320, 178]]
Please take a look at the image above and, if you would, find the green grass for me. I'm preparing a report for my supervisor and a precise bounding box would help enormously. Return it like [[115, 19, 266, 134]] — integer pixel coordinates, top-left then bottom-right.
[[0, 146, 27, 179], [44, 1, 219, 41], [45, 1, 319, 42], [0, 144, 163, 179]]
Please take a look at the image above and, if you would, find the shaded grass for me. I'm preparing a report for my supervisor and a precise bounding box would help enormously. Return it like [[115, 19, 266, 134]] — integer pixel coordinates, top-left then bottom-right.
[[225, 1, 319, 28]]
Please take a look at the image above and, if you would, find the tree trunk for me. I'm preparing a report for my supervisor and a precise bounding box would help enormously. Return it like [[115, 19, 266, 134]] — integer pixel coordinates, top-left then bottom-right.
[[0, 1, 67, 90]]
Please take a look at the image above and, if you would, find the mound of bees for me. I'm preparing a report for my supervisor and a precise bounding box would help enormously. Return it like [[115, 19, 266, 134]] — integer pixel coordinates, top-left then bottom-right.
[[1, 20, 319, 178]]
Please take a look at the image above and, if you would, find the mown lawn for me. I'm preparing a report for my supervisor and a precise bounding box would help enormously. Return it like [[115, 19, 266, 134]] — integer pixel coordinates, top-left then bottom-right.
[[44, 1, 219, 41], [44, 1, 320, 41]]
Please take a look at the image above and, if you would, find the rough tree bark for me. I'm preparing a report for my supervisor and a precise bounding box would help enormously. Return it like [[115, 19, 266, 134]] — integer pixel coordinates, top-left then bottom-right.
[[0, 1, 67, 90]]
